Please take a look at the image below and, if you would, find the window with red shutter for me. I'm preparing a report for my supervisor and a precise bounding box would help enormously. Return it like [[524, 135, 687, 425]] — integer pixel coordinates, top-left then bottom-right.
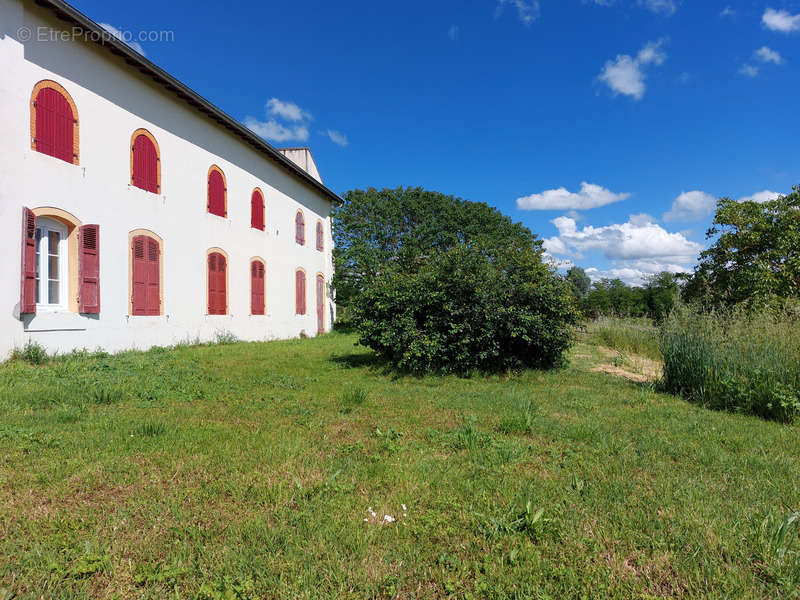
[[20, 208, 37, 315], [131, 133, 159, 193], [131, 235, 161, 315], [251, 189, 264, 230], [295, 269, 306, 315], [295, 211, 305, 245], [316, 221, 324, 252], [316, 274, 325, 334], [208, 252, 227, 314], [78, 224, 100, 314], [34, 86, 75, 164], [207, 168, 226, 217], [251, 260, 265, 315]]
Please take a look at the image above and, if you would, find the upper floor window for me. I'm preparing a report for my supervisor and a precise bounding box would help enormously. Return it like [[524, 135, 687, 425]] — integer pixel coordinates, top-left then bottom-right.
[[131, 129, 160, 194], [30, 80, 79, 165], [207, 251, 227, 314], [316, 221, 324, 252], [295, 210, 305, 245], [131, 233, 162, 316], [207, 166, 227, 217], [251, 189, 265, 231]]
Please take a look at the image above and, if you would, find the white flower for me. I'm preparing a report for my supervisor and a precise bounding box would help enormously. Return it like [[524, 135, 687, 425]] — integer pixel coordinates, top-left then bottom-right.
[[383, 515, 395, 523], [401, 504, 407, 511]]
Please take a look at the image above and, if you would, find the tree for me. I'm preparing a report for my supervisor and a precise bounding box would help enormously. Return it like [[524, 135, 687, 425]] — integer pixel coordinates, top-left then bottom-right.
[[566, 266, 591, 299], [684, 188, 800, 307], [332, 187, 540, 306], [643, 271, 681, 322]]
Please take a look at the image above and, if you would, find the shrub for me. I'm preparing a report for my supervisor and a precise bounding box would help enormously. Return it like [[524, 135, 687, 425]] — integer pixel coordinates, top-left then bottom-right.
[[659, 306, 800, 422], [10, 340, 49, 365], [351, 245, 578, 374]]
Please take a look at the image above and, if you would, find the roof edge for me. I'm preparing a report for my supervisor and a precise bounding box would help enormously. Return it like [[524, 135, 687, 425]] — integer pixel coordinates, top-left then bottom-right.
[[30, 0, 343, 206]]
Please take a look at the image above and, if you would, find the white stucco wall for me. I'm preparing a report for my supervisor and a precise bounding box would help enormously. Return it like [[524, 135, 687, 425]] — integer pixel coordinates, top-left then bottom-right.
[[0, 0, 336, 358]]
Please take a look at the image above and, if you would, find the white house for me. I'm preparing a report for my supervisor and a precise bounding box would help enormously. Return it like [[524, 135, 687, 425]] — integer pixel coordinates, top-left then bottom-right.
[[0, 0, 341, 358]]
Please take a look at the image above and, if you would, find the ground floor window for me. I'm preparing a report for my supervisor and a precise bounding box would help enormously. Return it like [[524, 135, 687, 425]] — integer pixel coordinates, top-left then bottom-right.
[[35, 217, 68, 310]]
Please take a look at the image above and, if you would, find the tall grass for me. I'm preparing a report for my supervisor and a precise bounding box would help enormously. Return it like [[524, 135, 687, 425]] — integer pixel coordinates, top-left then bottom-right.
[[586, 316, 661, 359], [660, 307, 800, 422]]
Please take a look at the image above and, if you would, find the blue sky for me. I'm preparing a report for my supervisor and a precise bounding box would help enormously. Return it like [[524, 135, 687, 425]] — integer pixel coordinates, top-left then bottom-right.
[[73, 0, 800, 284]]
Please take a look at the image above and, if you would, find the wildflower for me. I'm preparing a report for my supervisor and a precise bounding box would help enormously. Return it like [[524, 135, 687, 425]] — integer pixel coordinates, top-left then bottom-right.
[[383, 515, 395, 523]]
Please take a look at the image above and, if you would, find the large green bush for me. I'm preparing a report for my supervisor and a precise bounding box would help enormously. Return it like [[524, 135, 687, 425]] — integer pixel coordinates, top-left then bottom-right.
[[351, 245, 578, 374], [659, 306, 800, 422]]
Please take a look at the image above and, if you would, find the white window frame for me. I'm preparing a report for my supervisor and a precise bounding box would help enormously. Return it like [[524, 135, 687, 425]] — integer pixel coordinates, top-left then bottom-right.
[[35, 217, 68, 312]]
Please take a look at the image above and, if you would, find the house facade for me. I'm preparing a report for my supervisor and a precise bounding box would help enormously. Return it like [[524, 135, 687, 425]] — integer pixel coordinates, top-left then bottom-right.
[[0, 0, 339, 358]]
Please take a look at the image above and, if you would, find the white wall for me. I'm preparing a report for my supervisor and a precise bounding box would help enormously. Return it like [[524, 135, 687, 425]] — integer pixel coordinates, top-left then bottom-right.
[[0, 0, 336, 357]]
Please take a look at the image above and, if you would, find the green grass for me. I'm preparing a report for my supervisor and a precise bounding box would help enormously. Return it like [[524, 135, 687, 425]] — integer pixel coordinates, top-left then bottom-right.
[[585, 316, 661, 360], [1, 332, 800, 598]]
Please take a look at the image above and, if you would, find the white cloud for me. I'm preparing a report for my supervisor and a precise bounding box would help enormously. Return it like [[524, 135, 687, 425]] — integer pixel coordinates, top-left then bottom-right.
[[739, 64, 759, 77], [496, 0, 540, 25], [585, 263, 690, 285], [763, 8, 800, 32], [738, 190, 781, 203], [448, 25, 459, 40], [547, 215, 702, 262], [663, 190, 716, 222], [326, 129, 349, 147], [99, 23, 145, 55], [597, 40, 666, 100], [638, 0, 677, 16], [244, 117, 309, 143], [516, 182, 630, 210], [755, 46, 784, 64], [266, 98, 312, 122]]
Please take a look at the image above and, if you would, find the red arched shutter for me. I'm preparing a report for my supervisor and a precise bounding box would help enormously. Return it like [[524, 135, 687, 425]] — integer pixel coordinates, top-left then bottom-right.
[[316, 222, 324, 251], [35, 88, 74, 163], [20, 207, 37, 315], [295, 212, 305, 245], [251, 261, 265, 315], [132, 134, 158, 193], [208, 253, 226, 314], [132, 236, 147, 315], [251, 190, 264, 230], [79, 224, 100, 314], [208, 170, 226, 217], [295, 270, 306, 315]]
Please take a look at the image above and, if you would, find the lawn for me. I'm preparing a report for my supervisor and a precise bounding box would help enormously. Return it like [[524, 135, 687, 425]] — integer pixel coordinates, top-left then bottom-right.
[[1, 333, 799, 599]]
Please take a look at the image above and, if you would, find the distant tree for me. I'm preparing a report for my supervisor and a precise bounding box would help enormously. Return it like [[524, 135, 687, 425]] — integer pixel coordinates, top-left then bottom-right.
[[643, 271, 681, 322], [683, 188, 800, 308], [566, 266, 591, 299], [332, 187, 540, 306]]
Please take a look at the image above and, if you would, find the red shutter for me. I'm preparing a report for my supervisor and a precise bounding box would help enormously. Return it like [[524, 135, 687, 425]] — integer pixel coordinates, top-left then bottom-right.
[[316, 274, 325, 334], [208, 253, 226, 314], [316, 222, 324, 251], [208, 170, 226, 217], [295, 212, 305, 245], [79, 224, 100, 314], [295, 270, 306, 315], [131, 236, 147, 315], [20, 207, 37, 315], [251, 190, 264, 230], [146, 239, 160, 315], [251, 261, 265, 315], [35, 88, 74, 163], [132, 134, 158, 193], [207, 253, 216, 313]]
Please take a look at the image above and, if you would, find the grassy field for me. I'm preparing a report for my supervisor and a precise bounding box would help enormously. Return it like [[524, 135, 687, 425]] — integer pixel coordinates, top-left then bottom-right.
[[2, 333, 800, 599]]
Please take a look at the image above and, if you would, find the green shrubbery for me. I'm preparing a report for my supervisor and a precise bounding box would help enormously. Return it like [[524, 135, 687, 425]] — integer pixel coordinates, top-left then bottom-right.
[[351, 245, 578, 374], [660, 306, 800, 422]]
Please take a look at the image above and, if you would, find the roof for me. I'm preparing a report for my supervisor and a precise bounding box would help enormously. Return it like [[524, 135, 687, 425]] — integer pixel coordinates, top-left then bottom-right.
[[31, 0, 343, 206]]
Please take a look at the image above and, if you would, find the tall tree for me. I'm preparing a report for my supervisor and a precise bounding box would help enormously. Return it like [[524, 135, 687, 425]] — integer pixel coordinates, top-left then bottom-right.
[[566, 266, 591, 299]]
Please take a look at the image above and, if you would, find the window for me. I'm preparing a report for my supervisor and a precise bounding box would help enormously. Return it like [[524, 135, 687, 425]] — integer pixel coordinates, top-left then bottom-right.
[[295, 210, 305, 245], [207, 251, 227, 314], [207, 166, 227, 217], [251, 259, 265, 315], [295, 269, 306, 315], [316, 221, 324, 252], [251, 189, 265, 231], [131, 130, 160, 193], [34, 217, 68, 310], [131, 234, 161, 315], [316, 273, 325, 334], [31, 80, 79, 165]]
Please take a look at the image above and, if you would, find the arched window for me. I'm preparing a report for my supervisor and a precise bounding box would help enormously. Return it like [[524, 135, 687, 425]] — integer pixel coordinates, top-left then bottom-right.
[[251, 259, 265, 315], [295, 210, 305, 245], [31, 80, 79, 164], [131, 233, 162, 315], [131, 129, 160, 193], [251, 189, 265, 231], [295, 269, 306, 315], [207, 251, 227, 314], [316, 221, 324, 252], [207, 166, 227, 217]]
